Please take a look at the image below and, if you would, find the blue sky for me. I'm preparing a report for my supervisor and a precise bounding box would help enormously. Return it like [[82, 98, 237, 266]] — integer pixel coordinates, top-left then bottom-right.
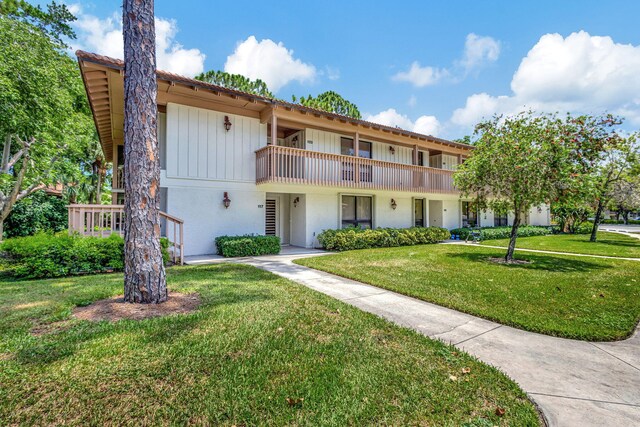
[[55, 0, 640, 139]]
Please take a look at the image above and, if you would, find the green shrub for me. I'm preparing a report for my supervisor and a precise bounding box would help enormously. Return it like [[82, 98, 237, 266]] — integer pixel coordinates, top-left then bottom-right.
[[317, 226, 450, 252], [449, 225, 556, 241], [4, 191, 67, 238], [1, 232, 171, 279], [574, 222, 595, 234], [215, 235, 281, 257]]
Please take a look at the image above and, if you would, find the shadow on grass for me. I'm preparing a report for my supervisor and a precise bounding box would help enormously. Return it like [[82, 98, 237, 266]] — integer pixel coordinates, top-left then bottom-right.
[[10, 264, 280, 366], [449, 250, 611, 273]]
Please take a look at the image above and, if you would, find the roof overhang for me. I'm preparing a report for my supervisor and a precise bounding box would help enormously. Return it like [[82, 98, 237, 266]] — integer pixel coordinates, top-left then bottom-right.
[[77, 50, 473, 160]]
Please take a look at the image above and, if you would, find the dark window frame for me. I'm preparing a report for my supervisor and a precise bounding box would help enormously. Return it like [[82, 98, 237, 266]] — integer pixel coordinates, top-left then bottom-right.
[[462, 201, 478, 228], [341, 195, 373, 229], [494, 212, 508, 227]]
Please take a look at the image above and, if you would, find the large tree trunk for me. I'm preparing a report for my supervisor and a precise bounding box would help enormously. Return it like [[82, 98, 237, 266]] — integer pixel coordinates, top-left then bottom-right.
[[505, 209, 521, 262], [122, 0, 167, 303], [590, 198, 604, 243]]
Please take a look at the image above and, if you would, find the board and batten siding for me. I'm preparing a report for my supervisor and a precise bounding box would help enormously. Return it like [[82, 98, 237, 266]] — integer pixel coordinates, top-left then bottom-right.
[[166, 103, 267, 182], [304, 128, 413, 164], [304, 128, 341, 154]]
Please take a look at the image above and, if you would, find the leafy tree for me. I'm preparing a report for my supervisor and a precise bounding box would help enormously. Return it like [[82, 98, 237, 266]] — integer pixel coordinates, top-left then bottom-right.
[[0, 0, 75, 45], [454, 135, 474, 145], [122, 0, 167, 303], [454, 112, 560, 262], [293, 91, 362, 119], [4, 190, 66, 237], [555, 114, 637, 241], [608, 175, 640, 223], [0, 15, 94, 238], [195, 70, 274, 98]]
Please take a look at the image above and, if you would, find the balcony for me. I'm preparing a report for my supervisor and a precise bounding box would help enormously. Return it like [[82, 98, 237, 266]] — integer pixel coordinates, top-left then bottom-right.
[[256, 145, 457, 193]]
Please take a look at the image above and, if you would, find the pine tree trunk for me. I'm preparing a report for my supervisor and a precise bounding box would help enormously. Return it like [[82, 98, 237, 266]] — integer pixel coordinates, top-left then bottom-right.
[[590, 199, 604, 243], [122, 0, 167, 304], [505, 209, 521, 262]]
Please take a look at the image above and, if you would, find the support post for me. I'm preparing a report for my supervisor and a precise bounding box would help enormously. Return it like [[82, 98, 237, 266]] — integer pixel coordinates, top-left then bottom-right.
[[270, 112, 277, 146]]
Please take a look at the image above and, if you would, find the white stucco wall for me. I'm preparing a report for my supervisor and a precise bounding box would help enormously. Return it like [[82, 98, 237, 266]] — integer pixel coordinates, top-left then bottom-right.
[[442, 200, 461, 229], [527, 205, 551, 226], [165, 180, 265, 255]]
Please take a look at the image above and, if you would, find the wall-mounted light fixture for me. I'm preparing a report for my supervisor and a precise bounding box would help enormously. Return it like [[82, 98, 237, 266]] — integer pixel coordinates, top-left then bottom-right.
[[224, 116, 232, 132], [537, 206, 543, 214], [293, 196, 300, 207], [390, 198, 397, 210], [389, 146, 396, 155], [222, 192, 231, 209]]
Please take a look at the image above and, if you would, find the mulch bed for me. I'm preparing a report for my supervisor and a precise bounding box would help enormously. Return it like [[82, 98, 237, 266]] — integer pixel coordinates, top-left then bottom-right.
[[72, 292, 201, 322]]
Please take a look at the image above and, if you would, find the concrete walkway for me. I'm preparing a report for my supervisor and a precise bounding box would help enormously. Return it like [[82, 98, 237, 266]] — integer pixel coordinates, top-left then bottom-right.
[[185, 250, 640, 426], [450, 241, 640, 262]]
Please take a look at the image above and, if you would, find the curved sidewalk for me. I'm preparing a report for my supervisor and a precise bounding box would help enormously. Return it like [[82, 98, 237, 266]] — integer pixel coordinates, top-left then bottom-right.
[[224, 251, 640, 427]]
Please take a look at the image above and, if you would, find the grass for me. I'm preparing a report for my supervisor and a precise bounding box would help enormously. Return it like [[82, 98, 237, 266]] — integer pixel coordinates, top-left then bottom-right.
[[481, 231, 640, 258], [0, 264, 541, 426], [295, 245, 640, 341]]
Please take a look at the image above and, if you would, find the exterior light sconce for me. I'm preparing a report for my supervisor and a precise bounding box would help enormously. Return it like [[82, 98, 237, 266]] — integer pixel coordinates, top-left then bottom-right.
[[389, 146, 395, 155], [390, 198, 397, 210], [222, 192, 231, 209], [224, 116, 232, 132], [293, 196, 300, 207], [537, 206, 543, 214]]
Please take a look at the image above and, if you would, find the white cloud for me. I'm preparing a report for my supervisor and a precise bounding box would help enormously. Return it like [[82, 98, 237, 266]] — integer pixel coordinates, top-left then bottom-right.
[[392, 62, 448, 87], [324, 66, 340, 81], [393, 33, 500, 87], [71, 6, 205, 77], [459, 33, 501, 72], [224, 36, 316, 92], [365, 108, 441, 136], [451, 31, 640, 129]]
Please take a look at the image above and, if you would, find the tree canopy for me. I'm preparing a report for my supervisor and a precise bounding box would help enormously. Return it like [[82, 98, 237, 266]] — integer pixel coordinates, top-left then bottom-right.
[[293, 91, 362, 119], [454, 112, 561, 261], [0, 12, 95, 236], [194, 70, 274, 98], [0, 0, 75, 45]]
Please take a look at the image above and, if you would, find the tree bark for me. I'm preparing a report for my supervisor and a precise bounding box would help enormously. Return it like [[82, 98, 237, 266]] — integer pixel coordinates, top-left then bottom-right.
[[122, 0, 167, 303], [505, 208, 521, 262], [590, 198, 604, 243]]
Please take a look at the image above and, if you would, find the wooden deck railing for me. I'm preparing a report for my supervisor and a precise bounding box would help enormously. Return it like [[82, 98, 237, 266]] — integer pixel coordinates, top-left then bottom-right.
[[67, 204, 184, 265], [256, 145, 457, 193]]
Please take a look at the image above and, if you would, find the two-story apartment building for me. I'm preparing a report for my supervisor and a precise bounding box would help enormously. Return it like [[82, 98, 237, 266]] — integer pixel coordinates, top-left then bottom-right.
[[74, 51, 550, 257]]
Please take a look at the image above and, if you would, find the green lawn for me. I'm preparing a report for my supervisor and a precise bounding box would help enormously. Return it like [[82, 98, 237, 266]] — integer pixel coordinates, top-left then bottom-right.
[[482, 231, 640, 258], [296, 245, 640, 341], [0, 264, 540, 426]]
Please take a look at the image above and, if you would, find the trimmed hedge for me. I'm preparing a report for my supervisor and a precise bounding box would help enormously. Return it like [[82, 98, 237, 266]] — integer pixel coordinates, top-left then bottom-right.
[[1, 232, 171, 279], [449, 225, 556, 241], [215, 235, 281, 257], [317, 226, 450, 252]]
